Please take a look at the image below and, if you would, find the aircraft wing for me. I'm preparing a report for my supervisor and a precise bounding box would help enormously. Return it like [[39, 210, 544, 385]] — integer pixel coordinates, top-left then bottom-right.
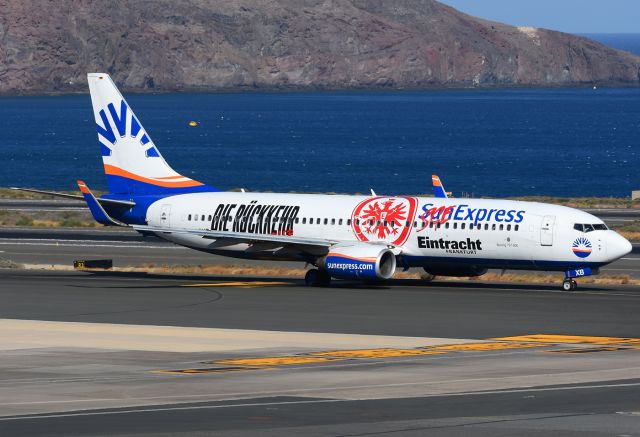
[[9, 187, 135, 207], [132, 224, 337, 248]]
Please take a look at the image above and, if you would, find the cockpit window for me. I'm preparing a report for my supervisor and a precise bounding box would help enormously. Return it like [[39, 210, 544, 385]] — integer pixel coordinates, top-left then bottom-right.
[[574, 223, 608, 233]]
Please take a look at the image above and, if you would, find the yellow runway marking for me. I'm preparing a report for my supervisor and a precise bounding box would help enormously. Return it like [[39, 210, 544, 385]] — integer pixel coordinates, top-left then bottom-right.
[[182, 281, 291, 288], [212, 356, 343, 366], [428, 342, 543, 352], [543, 346, 640, 354], [493, 334, 640, 346], [309, 348, 446, 359]]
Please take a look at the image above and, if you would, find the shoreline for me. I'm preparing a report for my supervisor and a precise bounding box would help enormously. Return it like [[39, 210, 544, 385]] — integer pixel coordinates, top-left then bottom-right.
[[2, 82, 640, 98]]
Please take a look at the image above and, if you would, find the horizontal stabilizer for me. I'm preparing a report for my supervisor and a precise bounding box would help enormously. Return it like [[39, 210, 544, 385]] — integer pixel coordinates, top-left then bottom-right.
[[10, 187, 135, 207]]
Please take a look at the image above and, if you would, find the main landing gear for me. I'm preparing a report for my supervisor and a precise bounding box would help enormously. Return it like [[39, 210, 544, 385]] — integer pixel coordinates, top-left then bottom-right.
[[305, 268, 331, 287]]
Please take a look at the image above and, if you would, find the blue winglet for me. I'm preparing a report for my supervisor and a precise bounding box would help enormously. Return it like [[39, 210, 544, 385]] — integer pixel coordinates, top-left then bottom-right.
[[77, 180, 127, 226], [432, 174, 448, 198]]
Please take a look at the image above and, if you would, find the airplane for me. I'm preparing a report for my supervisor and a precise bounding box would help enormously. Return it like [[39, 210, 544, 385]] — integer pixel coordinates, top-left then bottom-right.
[[13, 73, 633, 291]]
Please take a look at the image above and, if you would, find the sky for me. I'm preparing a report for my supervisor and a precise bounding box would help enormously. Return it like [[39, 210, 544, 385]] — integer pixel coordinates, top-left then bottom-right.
[[438, 0, 639, 34]]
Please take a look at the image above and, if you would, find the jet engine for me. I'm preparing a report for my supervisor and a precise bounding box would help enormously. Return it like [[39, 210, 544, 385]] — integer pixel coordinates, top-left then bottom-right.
[[319, 243, 396, 280]]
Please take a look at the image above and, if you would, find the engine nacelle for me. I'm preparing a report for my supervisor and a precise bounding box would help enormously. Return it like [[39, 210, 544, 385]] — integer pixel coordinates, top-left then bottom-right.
[[320, 243, 397, 280], [423, 265, 487, 277]]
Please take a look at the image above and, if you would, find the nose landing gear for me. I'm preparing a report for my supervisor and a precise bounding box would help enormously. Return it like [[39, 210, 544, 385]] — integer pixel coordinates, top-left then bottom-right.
[[562, 279, 577, 291], [562, 267, 593, 291]]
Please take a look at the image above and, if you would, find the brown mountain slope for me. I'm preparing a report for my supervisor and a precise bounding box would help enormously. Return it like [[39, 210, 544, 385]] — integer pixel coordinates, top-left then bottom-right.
[[0, 0, 638, 94]]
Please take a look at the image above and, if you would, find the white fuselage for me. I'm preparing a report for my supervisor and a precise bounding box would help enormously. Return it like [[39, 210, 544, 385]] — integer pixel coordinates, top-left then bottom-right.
[[145, 192, 631, 272]]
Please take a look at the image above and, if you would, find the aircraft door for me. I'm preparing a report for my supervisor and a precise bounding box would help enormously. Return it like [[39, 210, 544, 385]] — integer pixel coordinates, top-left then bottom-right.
[[540, 215, 555, 246], [160, 204, 171, 227]]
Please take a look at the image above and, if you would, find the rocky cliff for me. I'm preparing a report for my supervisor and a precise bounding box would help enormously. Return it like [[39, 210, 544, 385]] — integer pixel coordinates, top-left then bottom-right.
[[1, 0, 638, 94]]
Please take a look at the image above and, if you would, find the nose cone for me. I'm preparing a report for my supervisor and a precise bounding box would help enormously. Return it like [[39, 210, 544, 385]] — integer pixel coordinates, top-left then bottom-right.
[[608, 232, 633, 261]]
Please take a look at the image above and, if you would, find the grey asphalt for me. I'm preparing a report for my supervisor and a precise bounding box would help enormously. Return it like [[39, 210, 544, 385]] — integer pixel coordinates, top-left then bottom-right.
[[1, 269, 639, 338], [2, 381, 640, 436], [2, 269, 640, 436]]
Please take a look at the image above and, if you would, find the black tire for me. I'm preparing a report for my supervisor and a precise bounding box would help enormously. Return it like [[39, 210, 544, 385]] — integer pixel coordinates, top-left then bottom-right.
[[316, 269, 332, 287], [562, 280, 572, 291], [305, 269, 319, 286]]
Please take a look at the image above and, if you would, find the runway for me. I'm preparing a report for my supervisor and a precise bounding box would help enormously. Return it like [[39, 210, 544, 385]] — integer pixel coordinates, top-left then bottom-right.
[[1, 270, 640, 435], [2, 269, 640, 337]]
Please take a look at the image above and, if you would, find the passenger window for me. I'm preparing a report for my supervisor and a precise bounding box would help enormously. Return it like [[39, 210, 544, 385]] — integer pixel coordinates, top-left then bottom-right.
[[507, 224, 511, 231], [194, 215, 198, 221], [414, 221, 418, 228], [492, 224, 496, 231], [470, 223, 474, 229], [201, 215, 204, 221], [331, 219, 335, 225], [302, 218, 307, 224], [295, 218, 299, 224], [383, 221, 388, 226], [499, 224, 504, 231], [208, 215, 212, 221], [453, 222, 457, 229], [339, 219, 343, 225], [317, 218, 320, 224], [309, 218, 313, 224], [324, 218, 328, 225], [484, 224, 489, 230], [515, 224, 519, 231], [347, 219, 351, 226], [188, 214, 192, 221], [462, 223, 466, 230], [429, 222, 434, 229], [445, 222, 449, 229]]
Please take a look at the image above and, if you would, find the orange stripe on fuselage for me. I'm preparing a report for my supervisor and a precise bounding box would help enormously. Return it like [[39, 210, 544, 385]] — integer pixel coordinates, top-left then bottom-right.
[[103, 164, 204, 188], [327, 253, 377, 263]]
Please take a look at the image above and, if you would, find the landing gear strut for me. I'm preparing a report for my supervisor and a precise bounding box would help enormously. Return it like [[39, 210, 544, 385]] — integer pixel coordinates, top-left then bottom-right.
[[305, 268, 332, 287]]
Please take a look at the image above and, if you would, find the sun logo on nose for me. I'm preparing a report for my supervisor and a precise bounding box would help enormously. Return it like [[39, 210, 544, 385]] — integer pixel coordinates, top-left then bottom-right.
[[572, 237, 592, 258]]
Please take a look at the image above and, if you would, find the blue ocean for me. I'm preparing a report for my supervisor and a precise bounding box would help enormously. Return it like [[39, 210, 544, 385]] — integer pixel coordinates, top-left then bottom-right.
[[1, 34, 639, 198]]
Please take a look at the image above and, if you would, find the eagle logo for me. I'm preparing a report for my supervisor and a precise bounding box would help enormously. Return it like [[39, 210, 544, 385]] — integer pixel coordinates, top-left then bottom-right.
[[351, 196, 417, 246]]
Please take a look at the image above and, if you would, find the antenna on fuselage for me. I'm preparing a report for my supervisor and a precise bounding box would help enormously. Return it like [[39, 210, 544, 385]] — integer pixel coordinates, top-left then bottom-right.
[[370, 189, 376, 196]]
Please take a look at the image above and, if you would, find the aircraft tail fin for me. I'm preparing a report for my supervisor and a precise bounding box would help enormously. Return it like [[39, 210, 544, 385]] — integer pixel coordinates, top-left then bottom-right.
[[87, 73, 217, 197]]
